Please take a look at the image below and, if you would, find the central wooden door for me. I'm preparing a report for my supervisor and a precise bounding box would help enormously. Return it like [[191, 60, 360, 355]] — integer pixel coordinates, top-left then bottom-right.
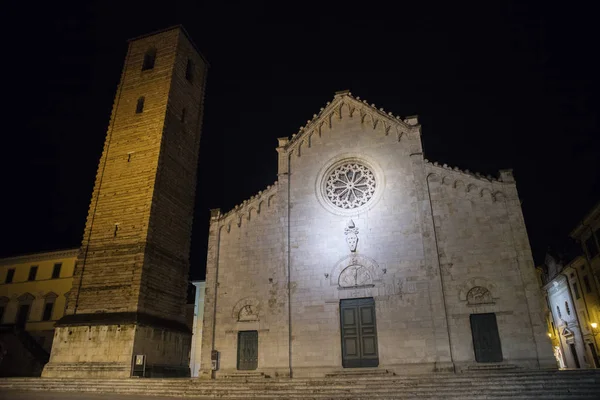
[[470, 313, 503, 363], [340, 298, 379, 368], [237, 330, 258, 370]]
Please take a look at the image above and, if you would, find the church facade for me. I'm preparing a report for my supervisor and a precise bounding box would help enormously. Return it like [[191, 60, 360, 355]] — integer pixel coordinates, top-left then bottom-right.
[[200, 91, 555, 378]]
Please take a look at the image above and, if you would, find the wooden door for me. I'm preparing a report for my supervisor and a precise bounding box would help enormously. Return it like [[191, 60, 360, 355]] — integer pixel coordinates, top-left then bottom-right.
[[470, 313, 503, 363], [340, 298, 379, 368], [237, 330, 258, 370]]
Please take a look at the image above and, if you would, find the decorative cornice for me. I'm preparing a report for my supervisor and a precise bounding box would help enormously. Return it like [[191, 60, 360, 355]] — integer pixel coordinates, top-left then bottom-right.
[[0, 248, 79, 266], [425, 161, 512, 202], [215, 181, 279, 232]]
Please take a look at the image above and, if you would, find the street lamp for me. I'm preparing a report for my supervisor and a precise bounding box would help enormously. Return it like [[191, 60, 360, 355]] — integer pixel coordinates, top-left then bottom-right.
[[591, 322, 598, 337]]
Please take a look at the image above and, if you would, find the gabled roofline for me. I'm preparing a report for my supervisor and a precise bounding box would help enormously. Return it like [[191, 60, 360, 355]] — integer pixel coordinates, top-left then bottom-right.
[[279, 91, 418, 154]]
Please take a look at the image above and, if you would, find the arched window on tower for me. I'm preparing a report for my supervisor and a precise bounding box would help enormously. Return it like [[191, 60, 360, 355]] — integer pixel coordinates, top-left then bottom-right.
[[142, 48, 156, 71], [136, 97, 145, 114]]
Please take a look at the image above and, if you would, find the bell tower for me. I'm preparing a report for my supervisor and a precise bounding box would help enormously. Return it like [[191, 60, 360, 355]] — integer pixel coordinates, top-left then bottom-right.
[[43, 26, 208, 378]]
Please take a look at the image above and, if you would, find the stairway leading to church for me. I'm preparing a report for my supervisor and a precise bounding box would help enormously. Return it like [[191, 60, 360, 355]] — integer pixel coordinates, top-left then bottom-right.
[[0, 369, 599, 399]]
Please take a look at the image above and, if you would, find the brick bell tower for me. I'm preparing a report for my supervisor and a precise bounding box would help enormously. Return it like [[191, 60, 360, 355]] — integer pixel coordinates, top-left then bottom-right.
[[43, 26, 208, 378]]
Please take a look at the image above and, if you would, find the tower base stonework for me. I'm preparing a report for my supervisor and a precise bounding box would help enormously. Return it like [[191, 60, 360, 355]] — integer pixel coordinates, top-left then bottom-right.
[[42, 316, 191, 378]]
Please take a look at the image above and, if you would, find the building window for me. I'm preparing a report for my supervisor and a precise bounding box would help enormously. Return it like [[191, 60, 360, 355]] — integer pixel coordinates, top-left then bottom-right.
[[142, 48, 156, 71], [42, 292, 58, 321], [583, 275, 592, 293], [573, 282, 581, 299], [181, 108, 186, 123], [0, 297, 8, 323], [5, 268, 15, 284], [565, 301, 571, 315], [42, 302, 54, 321], [16, 293, 34, 328], [136, 97, 145, 114], [185, 58, 194, 82], [28, 266, 38, 281], [52, 263, 62, 279], [586, 235, 599, 259], [556, 305, 562, 319]]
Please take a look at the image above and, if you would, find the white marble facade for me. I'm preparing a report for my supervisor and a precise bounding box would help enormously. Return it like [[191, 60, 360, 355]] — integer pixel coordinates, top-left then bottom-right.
[[199, 91, 555, 378]]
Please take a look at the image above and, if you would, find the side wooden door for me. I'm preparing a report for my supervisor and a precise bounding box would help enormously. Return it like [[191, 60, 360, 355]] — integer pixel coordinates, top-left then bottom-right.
[[470, 313, 503, 363], [237, 330, 258, 370]]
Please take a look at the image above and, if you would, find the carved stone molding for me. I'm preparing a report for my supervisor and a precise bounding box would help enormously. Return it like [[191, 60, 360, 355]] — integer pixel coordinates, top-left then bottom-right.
[[458, 277, 497, 305], [330, 254, 382, 288], [344, 219, 359, 252], [232, 297, 260, 322]]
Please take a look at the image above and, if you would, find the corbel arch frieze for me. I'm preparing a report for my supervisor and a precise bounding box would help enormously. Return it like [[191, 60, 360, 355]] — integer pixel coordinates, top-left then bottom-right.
[[480, 188, 493, 201]]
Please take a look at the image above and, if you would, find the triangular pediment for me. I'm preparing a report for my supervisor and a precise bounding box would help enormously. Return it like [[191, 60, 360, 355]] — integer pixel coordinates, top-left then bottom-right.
[[562, 327, 573, 337], [278, 90, 420, 156]]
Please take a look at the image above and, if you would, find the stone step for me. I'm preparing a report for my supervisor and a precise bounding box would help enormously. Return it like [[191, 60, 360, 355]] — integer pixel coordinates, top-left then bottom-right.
[[2, 389, 599, 400], [1, 371, 599, 399], [325, 367, 394, 377], [1, 383, 598, 394], [2, 375, 598, 385], [2, 392, 600, 400]]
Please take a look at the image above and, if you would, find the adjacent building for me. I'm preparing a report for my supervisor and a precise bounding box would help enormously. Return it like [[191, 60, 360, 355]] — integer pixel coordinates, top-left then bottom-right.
[[190, 280, 206, 377], [538, 202, 600, 369], [0, 248, 78, 375], [200, 91, 555, 378]]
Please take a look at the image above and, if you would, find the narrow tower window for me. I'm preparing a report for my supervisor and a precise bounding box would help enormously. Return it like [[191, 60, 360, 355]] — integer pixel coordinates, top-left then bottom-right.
[[565, 301, 571, 315], [142, 48, 156, 71], [136, 97, 145, 114], [185, 58, 194, 82], [181, 108, 186, 123]]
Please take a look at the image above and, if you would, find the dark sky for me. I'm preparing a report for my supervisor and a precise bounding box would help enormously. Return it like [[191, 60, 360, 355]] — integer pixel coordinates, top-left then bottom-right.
[[1, 1, 598, 279]]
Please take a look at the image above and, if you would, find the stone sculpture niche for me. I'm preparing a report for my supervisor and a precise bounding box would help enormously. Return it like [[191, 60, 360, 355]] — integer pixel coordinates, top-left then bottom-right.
[[344, 219, 359, 252], [466, 286, 494, 305]]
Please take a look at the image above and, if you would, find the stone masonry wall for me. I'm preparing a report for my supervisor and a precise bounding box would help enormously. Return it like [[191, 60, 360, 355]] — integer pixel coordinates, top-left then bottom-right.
[[200, 91, 554, 377], [427, 165, 554, 369], [200, 185, 289, 377]]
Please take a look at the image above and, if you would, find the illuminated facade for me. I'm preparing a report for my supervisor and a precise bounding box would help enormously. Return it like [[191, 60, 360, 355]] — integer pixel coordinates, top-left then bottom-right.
[[0, 248, 78, 375], [540, 253, 600, 369], [539, 202, 600, 368], [200, 91, 555, 378]]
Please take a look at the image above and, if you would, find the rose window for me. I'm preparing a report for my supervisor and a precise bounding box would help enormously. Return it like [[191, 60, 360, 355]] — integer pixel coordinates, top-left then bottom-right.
[[325, 162, 376, 209]]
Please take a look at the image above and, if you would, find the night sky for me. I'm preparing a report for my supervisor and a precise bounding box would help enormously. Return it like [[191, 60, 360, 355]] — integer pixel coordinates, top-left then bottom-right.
[[1, 1, 598, 280]]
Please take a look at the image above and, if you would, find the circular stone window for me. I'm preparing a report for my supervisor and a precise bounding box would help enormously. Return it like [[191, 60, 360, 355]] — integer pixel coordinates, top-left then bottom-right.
[[316, 156, 384, 216], [326, 163, 376, 209]]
